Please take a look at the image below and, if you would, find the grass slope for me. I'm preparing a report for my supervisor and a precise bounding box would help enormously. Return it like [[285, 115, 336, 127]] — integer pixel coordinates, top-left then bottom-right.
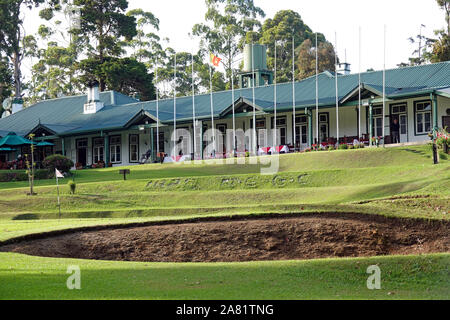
[[0, 145, 449, 300]]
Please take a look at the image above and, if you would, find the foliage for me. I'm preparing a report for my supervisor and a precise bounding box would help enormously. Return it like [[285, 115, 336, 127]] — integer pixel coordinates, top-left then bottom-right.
[[79, 57, 155, 101], [42, 154, 74, 175], [338, 144, 349, 150], [297, 39, 336, 80], [257, 10, 327, 83], [192, 0, 265, 83], [68, 179, 76, 194], [0, 57, 13, 115], [73, 0, 137, 90]]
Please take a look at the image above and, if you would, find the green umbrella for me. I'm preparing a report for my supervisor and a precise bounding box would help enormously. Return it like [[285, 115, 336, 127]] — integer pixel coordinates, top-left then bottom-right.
[[0, 132, 35, 147], [37, 141, 55, 147]]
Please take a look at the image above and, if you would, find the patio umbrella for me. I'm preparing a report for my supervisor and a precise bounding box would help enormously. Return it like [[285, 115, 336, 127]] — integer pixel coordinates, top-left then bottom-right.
[[36, 141, 55, 147], [0, 132, 35, 147], [0, 148, 16, 152]]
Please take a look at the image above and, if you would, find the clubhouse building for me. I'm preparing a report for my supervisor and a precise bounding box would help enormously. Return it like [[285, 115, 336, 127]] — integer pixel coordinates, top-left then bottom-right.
[[0, 52, 449, 167]]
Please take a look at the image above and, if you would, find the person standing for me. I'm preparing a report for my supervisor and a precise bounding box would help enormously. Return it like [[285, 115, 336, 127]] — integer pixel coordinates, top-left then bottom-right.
[[391, 118, 400, 144]]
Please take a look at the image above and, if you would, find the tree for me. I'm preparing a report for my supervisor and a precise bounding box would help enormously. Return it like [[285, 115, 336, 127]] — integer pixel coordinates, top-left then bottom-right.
[[155, 50, 226, 99], [0, 0, 59, 101], [437, 0, 449, 36], [192, 0, 265, 85], [126, 9, 163, 68], [73, 0, 137, 90], [296, 39, 337, 80], [79, 57, 155, 101], [257, 10, 326, 83], [431, 1, 450, 62], [0, 57, 13, 116]]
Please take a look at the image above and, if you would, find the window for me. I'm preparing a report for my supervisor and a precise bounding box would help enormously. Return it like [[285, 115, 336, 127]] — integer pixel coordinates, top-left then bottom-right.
[[76, 139, 88, 149], [129, 134, 139, 163], [415, 101, 432, 135], [93, 138, 104, 163], [295, 116, 307, 124], [110, 136, 121, 163], [271, 116, 286, 128]]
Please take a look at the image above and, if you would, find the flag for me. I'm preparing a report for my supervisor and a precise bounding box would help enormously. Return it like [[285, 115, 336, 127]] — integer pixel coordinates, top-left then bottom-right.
[[55, 168, 64, 179], [210, 53, 221, 67]]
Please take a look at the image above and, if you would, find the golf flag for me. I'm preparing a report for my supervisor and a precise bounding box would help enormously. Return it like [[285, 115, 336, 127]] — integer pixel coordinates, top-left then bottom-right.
[[210, 53, 221, 67], [55, 168, 64, 178]]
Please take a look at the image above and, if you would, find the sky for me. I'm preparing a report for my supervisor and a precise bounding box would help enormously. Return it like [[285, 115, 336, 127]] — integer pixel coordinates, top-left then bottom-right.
[[22, 0, 445, 76]]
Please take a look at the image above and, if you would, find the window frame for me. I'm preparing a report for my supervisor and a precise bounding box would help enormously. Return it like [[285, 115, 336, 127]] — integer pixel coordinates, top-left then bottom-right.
[[109, 135, 122, 164], [92, 137, 105, 164], [414, 100, 432, 136], [129, 134, 139, 163]]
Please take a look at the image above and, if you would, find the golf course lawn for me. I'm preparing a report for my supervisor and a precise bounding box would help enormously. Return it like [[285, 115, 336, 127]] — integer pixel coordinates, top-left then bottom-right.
[[0, 145, 449, 300]]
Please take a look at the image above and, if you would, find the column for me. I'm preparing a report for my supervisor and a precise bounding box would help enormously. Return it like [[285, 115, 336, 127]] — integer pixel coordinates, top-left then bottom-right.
[[61, 138, 65, 156], [307, 108, 313, 148], [150, 127, 155, 162], [104, 134, 109, 167], [432, 93, 438, 134], [369, 104, 374, 146]]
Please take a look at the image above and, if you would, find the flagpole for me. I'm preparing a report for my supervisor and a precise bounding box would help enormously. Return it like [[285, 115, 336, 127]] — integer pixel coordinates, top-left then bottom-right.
[[209, 54, 216, 158], [173, 52, 177, 158], [230, 35, 236, 155], [383, 25, 386, 147], [315, 33, 319, 146], [156, 59, 160, 156], [358, 27, 362, 141], [292, 32, 296, 152], [252, 41, 257, 156], [274, 39, 277, 150], [192, 50, 197, 160], [335, 32, 339, 146]]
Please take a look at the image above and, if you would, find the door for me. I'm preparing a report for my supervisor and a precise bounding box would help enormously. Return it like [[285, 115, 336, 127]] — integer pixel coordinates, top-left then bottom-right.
[[443, 116, 450, 130], [295, 124, 309, 150], [319, 113, 329, 144], [216, 124, 227, 157], [76, 139, 88, 167], [391, 104, 408, 143]]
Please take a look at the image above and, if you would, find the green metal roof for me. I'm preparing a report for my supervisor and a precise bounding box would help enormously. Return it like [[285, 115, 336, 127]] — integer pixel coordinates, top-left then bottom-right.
[[0, 62, 449, 137]]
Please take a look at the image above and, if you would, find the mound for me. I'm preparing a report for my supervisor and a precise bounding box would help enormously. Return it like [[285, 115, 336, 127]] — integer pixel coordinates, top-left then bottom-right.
[[1, 213, 448, 263]]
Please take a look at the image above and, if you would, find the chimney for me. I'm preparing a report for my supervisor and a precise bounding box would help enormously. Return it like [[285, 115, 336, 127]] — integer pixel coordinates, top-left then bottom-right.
[[238, 44, 274, 88], [11, 98, 23, 114], [84, 81, 104, 114]]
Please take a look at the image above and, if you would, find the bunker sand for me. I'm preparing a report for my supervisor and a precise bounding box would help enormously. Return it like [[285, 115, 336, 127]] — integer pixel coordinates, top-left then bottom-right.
[[1, 213, 449, 263]]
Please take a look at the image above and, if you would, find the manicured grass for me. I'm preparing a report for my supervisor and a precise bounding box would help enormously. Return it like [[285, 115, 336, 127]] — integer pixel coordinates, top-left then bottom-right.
[[0, 252, 448, 300], [0, 145, 448, 300]]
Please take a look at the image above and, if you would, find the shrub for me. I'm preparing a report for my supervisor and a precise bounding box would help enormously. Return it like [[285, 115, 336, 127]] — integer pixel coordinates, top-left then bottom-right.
[[338, 144, 349, 150], [43, 155, 74, 176], [68, 180, 76, 195], [0, 170, 51, 182]]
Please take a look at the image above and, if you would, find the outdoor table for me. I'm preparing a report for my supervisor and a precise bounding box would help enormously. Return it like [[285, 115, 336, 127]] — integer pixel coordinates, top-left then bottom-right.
[[258, 147, 271, 155], [269, 145, 289, 154]]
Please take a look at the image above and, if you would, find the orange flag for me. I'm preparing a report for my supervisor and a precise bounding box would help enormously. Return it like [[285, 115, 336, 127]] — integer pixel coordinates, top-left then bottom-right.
[[210, 53, 222, 67]]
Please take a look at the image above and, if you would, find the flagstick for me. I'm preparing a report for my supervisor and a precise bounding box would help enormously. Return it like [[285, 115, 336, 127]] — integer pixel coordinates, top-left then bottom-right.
[[358, 27, 362, 141], [173, 53, 177, 158], [274, 40, 277, 151], [56, 171, 61, 219], [292, 33, 296, 152], [251, 41, 257, 156], [383, 25, 386, 147], [315, 33, 319, 146], [191, 51, 197, 160], [335, 32, 339, 146]]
